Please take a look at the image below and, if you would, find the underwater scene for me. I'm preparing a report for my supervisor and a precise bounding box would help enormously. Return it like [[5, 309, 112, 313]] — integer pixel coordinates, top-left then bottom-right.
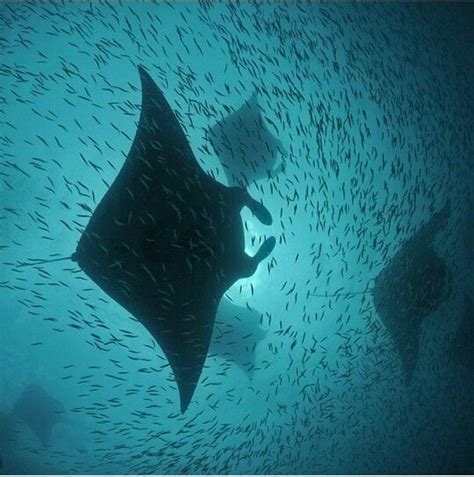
[[0, 1, 473, 474]]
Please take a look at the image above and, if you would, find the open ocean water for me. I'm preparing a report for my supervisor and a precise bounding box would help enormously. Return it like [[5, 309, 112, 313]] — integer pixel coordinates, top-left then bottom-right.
[[0, 1, 473, 474]]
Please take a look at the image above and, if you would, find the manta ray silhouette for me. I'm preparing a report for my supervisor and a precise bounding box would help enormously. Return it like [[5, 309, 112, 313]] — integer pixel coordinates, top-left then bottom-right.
[[210, 298, 267, 379], [12, 384, 64, 446], [209, 91, 285, 188], [372, 203, 452, 380], [310, 202, 451, 380], [67, 66, 275, 413]]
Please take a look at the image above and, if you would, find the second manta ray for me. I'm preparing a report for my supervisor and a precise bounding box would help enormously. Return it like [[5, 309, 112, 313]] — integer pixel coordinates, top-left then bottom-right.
[[72, 66, 276, 413], [373, 203, 451, 380], [209, 91, 285, 187], [13, 384, 65, 447]]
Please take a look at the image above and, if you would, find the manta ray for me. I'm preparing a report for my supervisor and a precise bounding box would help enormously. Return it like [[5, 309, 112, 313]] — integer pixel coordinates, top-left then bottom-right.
[[12, 384, 64, 446], [210, 298, 267, 379], [69, 66, 276, 413], [372, 203, 451, 380], [208, 91, 285, 187], [449, 294, 473, 372]]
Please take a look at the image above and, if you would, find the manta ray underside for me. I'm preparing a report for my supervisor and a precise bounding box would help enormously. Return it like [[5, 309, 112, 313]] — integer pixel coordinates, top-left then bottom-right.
[[373, 203, 451, 381], [73, 66, 276, 413], [12, 384, 64, 446], [209, 91, 285, 188]]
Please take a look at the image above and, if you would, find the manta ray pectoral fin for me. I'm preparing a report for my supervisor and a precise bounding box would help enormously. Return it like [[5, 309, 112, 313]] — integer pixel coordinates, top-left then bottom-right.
[[177, 376, 199, 414]]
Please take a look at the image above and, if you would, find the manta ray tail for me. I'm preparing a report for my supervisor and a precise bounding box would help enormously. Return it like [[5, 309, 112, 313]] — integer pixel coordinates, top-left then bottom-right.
[[310, 288, 373, 298], [16, 254, 75, 268]]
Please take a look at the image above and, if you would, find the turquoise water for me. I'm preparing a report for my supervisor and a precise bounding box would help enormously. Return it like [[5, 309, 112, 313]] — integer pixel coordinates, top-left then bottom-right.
[[0, 2, 473, 474]]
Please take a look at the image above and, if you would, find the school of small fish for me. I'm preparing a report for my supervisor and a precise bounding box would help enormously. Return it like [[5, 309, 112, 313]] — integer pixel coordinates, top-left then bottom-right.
[[0, 2, 473, 474]]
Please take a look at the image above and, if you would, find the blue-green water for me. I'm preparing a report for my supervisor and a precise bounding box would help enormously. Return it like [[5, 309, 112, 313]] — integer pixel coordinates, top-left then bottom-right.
[[0, 2, 473, 474]]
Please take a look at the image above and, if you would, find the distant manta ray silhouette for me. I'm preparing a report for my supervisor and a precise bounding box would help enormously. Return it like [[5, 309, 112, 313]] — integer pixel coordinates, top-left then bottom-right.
[[18, 66, 276, 413], [12, 384, 65, 446], [209, 91, 286, 188], [311, 203, 452, 380], [210, 298, 267, 379]]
